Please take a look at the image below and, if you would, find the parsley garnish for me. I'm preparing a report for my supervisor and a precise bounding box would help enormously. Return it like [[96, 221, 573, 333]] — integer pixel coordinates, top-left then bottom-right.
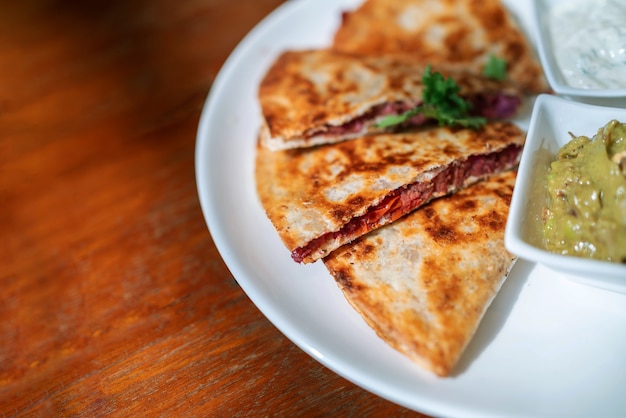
[[483, 54, 507, 81], [376, 66, 486, 130]]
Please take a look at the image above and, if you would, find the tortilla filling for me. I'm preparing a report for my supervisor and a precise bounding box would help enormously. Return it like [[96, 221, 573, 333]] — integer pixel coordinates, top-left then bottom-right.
[[301, 92, 521, 140], [291, 143, 522, 263]]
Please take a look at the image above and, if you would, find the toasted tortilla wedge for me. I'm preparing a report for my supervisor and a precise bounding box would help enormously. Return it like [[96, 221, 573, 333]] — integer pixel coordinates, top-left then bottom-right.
[[332, 0, 549, 95], [258, 49, 521, 151], [255, 121, 524, 264], [323, 170, 518, 377]]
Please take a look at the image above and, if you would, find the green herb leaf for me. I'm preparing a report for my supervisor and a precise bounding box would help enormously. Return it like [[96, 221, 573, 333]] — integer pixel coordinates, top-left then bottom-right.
[[375, 108, 421, 128], [483, 54, 507, 81], [375, 66, 486, 130]]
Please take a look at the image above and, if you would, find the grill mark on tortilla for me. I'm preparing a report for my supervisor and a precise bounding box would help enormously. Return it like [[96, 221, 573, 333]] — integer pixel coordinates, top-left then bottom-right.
[[426, 224, 458, 245], [333, 268, 360, 290], [477, 209, 507, 232]]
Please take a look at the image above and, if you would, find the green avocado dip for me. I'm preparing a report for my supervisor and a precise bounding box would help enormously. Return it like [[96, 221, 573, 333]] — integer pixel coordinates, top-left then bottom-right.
[[543, 119, 626, 263]]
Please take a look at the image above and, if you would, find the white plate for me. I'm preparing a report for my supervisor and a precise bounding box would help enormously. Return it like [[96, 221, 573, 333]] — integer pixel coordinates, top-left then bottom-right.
[[506, 95, 626, 294], [195, 1, 626, 416]]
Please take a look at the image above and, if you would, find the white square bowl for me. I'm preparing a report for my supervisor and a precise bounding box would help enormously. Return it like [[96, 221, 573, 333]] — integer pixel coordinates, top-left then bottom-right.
[[505, 94, 626, 293], [532, 0, 626, 102]]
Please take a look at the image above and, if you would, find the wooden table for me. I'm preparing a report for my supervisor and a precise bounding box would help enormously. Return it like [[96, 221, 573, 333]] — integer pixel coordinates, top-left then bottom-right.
[[0, 1, 427, 416]]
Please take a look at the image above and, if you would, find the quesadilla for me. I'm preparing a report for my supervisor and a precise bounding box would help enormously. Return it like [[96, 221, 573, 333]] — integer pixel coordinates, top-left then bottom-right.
[[332, 0, 549, 95], [255, 121, 524, 264], [258, 49, 522, 151], [323, 170, 518, 377]]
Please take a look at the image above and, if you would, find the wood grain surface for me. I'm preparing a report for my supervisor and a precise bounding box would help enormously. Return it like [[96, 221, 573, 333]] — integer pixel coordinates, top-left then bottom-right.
[[0, 0, 428, 416]]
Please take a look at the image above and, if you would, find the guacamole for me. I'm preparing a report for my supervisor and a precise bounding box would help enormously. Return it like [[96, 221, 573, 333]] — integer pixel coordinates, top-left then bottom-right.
[[543, 120, 626, 263]]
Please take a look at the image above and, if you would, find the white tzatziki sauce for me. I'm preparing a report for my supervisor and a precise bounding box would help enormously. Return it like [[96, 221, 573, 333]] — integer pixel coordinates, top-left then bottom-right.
[[549, 0, 626, 90]]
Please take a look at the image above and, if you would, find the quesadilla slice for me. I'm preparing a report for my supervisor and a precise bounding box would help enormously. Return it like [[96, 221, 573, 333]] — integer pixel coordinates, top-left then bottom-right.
[[332, 0, 549, 95], [258, 49, 522, 151], [323, 170, 518, 377], [255, 121, 524, 264]]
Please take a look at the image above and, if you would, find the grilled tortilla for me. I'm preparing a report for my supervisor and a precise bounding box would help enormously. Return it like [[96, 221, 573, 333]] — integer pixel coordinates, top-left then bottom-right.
[[323, 170, 518, 377], [332, 0, 548, 95], [258, 49, 521, 151], [255, 121, 524, 264]]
